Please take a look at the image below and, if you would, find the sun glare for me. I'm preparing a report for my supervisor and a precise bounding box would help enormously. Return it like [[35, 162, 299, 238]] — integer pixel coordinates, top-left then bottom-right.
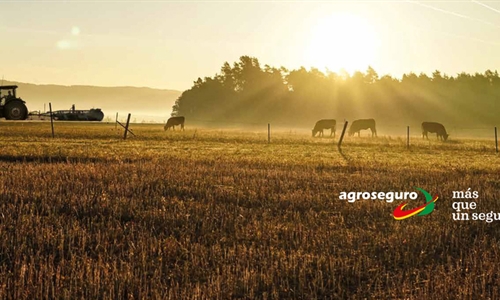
[[305, 13, 378, 74]]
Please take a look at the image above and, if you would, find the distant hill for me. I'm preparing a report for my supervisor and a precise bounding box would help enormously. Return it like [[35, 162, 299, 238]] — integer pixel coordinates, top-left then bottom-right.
[[2, 80, 182, 122]]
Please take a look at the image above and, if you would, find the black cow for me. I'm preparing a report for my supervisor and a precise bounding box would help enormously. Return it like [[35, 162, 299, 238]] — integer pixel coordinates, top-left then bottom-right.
[[312, 119, 336, 137], [348, 119, 377, 137], [422, 122, 449, 141], [164, 116, 185, 131]]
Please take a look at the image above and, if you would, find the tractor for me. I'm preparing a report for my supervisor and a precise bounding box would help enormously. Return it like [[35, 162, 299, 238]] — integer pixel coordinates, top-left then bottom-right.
[[0, 85, 28, 120]]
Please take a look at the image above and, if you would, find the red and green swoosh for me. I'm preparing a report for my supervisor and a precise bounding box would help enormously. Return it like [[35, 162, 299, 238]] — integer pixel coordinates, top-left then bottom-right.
[[393, 187, 438, 220]]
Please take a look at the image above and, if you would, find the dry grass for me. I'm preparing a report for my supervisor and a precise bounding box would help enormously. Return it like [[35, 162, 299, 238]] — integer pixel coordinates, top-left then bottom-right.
[[0, 121, 499, 299]]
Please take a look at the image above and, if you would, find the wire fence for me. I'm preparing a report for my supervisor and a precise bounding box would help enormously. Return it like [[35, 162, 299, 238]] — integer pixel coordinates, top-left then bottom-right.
[[167, 119, 500, 153], [13, 113, 500, 153]]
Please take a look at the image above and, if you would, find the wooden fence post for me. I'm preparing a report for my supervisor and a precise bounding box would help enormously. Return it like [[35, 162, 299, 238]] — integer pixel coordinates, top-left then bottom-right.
[[124, 113, 131, 140], [268, 123, 270, 144], [115, 112, 118, 129], [338, 121, 348, 148], [407, 126, 410, 149], [495, 127, 498, 153], [49, 103, 54, 138]]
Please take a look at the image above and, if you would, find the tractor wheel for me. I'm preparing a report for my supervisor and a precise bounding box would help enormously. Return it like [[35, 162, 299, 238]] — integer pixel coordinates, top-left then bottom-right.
[[4, 101, 28, 120]]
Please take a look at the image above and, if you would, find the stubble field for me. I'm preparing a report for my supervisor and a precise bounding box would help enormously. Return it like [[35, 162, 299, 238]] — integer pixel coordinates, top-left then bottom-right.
[[0, 122, 499, 299]]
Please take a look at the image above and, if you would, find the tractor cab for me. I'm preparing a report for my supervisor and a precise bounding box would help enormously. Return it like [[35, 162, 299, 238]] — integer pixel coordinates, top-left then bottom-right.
[[0, 85, 28, 120], [0, 85, 18, 102]]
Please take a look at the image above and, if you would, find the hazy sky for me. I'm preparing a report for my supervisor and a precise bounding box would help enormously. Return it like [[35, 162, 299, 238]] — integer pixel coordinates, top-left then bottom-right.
[[1, 1, 500, 90]]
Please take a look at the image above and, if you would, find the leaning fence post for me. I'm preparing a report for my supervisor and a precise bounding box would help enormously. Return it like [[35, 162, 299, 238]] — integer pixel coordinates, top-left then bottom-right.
[[407, 126, 410, 149], [49, 102, 54, 138], [124, 113, 131, 140], [268, 123, 271, 144], [115, 112, 118, 129], [495, 127, 498, 153], [338, 121, 348, 148]]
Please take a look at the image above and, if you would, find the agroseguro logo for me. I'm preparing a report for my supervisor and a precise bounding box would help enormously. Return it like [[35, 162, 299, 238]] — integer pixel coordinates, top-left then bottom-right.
[[339, 187, 438, 220]]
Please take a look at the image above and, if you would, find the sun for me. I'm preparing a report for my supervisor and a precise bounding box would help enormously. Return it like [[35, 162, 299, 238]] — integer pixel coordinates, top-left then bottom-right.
[[305, 13, 378, 74]]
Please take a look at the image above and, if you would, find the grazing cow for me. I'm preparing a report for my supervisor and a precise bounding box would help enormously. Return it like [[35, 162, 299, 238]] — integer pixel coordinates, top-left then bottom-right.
[[312, 119, 336, 137], [164, 116, 185, 131], [349, 119, 377, 137], [422, 122, 449, 141]]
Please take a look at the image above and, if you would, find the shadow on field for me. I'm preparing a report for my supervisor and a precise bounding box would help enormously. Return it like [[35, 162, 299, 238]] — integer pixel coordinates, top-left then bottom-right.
[[338, 146, 352, 164], [0, 155, 138, 164], [443, 139, 463, 144]]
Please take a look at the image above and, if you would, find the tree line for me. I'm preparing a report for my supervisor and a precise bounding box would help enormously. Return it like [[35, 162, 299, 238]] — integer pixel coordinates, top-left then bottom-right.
[[172, 56, 499, 128]]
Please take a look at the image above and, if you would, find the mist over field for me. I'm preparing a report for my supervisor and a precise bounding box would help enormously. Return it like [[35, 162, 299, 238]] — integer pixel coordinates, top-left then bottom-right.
[[172, 56, 500, 132]]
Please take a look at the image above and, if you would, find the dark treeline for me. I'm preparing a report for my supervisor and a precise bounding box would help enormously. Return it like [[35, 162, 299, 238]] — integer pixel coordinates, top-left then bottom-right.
[[172, 56, 499, 128]]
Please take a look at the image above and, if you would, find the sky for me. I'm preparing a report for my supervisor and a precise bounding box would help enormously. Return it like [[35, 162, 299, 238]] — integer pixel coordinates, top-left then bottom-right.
[[1, 0, 500, 91]]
